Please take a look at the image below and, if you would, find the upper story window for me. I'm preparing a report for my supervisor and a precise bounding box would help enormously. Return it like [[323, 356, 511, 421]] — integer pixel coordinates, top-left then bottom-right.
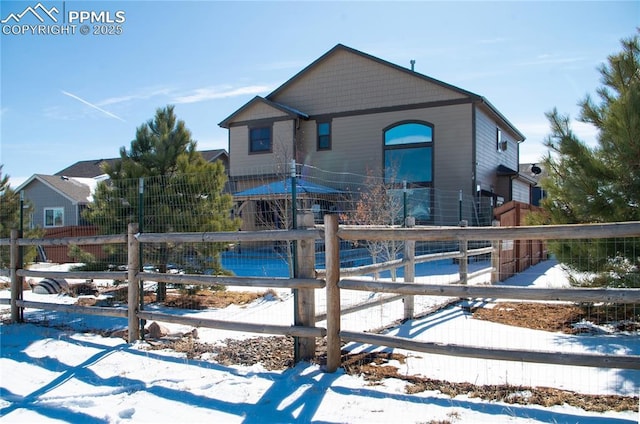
[[249, 126, 272, 153], [317, 122, 331, 150], [44, 207, 64, 227], [496, 127, 507, 152], [383, 122, 433, 184]]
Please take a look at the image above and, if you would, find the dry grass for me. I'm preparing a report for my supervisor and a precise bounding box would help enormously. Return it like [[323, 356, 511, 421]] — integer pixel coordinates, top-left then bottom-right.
[[77, 286, 279, 309], [338, 350, 638, 413], [163, 289, 270, 309], [473, 302, 639, 334]]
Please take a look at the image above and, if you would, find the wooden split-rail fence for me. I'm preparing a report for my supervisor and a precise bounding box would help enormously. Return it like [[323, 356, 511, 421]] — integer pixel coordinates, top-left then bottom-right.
[[2, 216, 640, 372]]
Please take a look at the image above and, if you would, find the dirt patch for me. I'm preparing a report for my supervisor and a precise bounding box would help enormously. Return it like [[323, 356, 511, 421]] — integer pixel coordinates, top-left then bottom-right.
[[163, 290, 273, 310], [472, 302, 639, 334], [335, 350, 638, 413], [142, 334, 638, 412], [148, 336, 296, 370], [77, 287, 279, 310]]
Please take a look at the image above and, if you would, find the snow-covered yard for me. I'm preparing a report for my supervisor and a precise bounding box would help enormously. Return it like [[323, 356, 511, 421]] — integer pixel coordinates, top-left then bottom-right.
[[1, 259, 639, 423]]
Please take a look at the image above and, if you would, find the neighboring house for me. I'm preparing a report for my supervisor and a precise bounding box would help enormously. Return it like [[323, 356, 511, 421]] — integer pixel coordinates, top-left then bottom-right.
[[15, 174, 99, 263], [219, 44, 527, 226], [16, 174, 96, 230], [519, 163, 546, 206]]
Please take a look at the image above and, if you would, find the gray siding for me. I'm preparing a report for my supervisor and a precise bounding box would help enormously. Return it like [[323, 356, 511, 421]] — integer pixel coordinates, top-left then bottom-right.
[[24, 181, 77, 228], [512, 179, 531, 203], [474, 106, 519, 199]]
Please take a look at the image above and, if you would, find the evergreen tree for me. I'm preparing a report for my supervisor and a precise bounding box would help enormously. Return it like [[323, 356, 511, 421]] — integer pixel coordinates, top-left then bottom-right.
[[0, 166, 20, 267], [83, 106, 240, 300], [0, 165, 40, 266], [532, 32, 640, 286]]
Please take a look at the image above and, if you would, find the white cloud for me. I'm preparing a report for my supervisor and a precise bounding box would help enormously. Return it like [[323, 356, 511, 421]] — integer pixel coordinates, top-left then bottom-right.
[[172, 85, 272, 104], [98, 87, 173, 106], [9, 175, 28, 189]]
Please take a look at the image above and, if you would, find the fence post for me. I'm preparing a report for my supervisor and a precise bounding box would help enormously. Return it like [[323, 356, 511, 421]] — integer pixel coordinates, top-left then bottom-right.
[[491, 219, 500, 284], [10, 229, 22, 323], [324, 214, 341, 373], [295, 212, 316, 362], [403, 216, 416, 320], [459, 219, 468, 284], [127, 223, 141, 342]]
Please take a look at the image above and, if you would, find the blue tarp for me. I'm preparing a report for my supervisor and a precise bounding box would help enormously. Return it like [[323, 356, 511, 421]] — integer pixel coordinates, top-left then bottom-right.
[[234, 179, 341, 196]]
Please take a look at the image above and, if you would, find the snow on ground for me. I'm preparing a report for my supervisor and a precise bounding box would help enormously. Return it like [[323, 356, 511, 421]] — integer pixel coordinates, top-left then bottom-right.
[[1, 259, 639, 423]]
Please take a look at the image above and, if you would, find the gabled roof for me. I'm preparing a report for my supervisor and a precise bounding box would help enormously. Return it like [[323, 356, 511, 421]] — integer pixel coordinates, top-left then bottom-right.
[[16, 174, 96, 204], [219, 96, 309, 128], [266, 43, 482, 102], [220, 43, 525, 141]]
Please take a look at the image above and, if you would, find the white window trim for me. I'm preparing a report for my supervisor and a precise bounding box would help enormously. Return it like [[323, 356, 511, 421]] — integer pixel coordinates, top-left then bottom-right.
[[44, 207, 64, 228]]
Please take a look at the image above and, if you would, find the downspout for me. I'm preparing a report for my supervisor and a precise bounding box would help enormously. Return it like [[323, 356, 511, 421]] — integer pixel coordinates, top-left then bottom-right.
[[292, 117, 299, 164], [471, 103, 477, 220]]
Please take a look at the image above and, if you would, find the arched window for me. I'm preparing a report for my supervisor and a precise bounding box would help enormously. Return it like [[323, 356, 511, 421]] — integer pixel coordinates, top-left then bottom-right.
[[384, 122, 434, 223], [383, 122, 433, 184]]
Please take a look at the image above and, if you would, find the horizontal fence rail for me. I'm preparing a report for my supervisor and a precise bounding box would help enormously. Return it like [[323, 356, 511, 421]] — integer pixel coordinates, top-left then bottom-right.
[[2, 217, 640, 378], [338, 279, 640, 303], [340, 330, 640, 370], [336, 221, 640, 241], [322, 215, 640, 373]]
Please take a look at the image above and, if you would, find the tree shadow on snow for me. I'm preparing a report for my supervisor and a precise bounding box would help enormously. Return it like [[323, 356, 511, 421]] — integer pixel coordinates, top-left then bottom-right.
[[0, 323, 341, 423]]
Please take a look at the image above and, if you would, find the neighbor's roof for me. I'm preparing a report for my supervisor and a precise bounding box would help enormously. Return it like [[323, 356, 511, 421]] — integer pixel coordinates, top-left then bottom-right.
[[55, 158, 118, 178], [55, 149, 229, 177], [16, 174, 96, 204]]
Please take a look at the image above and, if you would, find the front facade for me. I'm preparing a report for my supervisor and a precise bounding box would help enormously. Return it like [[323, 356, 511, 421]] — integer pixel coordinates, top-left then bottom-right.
[[221, 44, 526, 226]]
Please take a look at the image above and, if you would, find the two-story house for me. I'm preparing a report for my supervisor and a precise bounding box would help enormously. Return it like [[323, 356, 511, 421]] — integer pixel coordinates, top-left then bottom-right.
[[220, 44, 527, 227]]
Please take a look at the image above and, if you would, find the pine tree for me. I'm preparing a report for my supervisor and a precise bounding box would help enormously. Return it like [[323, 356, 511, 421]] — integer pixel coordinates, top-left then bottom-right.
[[0, 165, 40, 266], [83, 106, 240, 300], [0, 166, 20, 267], [533, 32, 640, 286]]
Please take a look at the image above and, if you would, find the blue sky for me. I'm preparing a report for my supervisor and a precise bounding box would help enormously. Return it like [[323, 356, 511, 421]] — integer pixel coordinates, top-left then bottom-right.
[[1, 1, 638, 188]]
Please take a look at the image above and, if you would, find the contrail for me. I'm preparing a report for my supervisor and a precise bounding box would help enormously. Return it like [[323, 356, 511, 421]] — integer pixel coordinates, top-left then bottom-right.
[[61, 90, 126, 122]]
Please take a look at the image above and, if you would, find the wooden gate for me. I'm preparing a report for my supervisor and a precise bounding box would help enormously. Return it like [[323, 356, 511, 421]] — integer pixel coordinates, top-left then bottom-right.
[[493, 201, 547, 280]]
